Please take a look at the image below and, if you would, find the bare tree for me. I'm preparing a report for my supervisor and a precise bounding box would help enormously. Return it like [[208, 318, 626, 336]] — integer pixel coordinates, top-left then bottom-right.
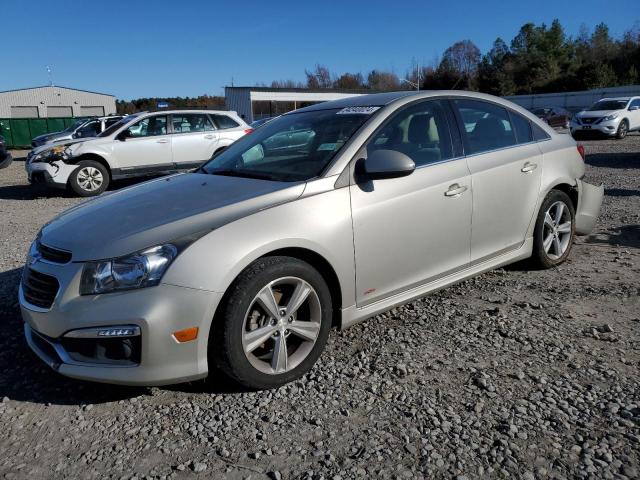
[[305, 64, 333, 88], [442, 40, 481, 78]]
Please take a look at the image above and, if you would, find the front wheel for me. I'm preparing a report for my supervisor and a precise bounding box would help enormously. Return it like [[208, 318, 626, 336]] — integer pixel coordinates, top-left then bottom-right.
[[69, 160, 109, 197], [212, 256, 332, 390], [530, 190, 575, 269], [615, 120, 628, 139]]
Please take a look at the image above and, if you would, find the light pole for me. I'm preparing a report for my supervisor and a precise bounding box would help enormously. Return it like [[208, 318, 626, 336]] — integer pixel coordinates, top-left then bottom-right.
[[401, 78, 419, 90]]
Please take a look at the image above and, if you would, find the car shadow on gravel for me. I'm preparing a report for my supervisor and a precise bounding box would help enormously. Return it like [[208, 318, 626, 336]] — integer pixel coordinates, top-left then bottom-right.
[[605, 187, 640, 197], [586, 152, 640, 169], [0, 177, 157, 200], [584, 224, 640, 248]]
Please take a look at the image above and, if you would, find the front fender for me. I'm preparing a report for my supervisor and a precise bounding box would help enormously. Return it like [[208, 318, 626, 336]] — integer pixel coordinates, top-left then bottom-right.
[[162, 186, 356, 309]]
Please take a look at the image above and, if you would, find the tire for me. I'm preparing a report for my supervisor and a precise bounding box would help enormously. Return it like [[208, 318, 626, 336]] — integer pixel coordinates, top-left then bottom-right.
[[615, 120, 628, 139], [530, 190, 575, 269], [0, 153, 12, 169], [212, 256, 332, 390], [68, 160, 109, 197]]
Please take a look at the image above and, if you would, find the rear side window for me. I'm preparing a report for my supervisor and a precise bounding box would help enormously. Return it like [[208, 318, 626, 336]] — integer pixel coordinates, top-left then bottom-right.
[[212, 114, 240, 129], [509, 111, 533, 144], [453, 99, 516, 155], [532, 122, 550, 141], [172, 113, 215, 133]]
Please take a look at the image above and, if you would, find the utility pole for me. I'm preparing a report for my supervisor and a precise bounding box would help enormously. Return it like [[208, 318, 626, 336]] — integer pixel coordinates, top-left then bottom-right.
[[46, 65, 53, 86]]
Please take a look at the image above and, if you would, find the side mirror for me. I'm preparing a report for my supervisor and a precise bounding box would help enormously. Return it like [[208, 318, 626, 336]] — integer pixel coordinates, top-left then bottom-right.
[[361, 149, 415, 180], [629, 105, 639, 111], [116, 130, 131, 141]]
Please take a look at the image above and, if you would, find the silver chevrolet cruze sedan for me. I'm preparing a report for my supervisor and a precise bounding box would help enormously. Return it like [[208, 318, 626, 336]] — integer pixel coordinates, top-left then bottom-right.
[[20, 91, 604, 390]]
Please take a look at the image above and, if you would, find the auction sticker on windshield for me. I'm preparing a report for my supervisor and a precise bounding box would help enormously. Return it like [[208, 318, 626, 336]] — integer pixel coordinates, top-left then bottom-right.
[[336, 106, 381, 115]]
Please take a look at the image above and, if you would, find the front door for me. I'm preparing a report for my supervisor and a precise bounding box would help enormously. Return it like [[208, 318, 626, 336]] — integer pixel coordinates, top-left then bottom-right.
[[112, 114, 172, 172], [170, 113, 219, 168], [350, 99, 472, 306], [451, 98, 542, 263]]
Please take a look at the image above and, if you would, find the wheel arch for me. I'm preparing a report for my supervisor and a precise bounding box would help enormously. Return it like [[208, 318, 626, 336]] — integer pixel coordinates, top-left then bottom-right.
[[68, 153, 112, 179], [211, 246, 344, 332]]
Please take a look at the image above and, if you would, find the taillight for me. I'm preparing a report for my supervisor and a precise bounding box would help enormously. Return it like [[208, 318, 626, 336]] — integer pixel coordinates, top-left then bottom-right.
[[244, 128, 254, 135], [576, 145, 585, 161]]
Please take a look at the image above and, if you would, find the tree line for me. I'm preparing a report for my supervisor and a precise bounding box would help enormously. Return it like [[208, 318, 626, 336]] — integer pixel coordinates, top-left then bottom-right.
[[117, 20, 639, 113], [267, 20, 639, 95]]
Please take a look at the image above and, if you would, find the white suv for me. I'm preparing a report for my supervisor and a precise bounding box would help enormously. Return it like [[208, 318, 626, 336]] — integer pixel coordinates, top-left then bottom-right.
[[570, 96, 640, 139], [26, 110, 251, 196]]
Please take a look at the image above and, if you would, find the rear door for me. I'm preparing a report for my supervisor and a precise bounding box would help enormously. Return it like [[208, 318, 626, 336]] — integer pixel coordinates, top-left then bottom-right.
[[628, 99, 640, 130], [112, 114, 172, 171], [451, 98, 542, 263], [170, 113, 219, 168]]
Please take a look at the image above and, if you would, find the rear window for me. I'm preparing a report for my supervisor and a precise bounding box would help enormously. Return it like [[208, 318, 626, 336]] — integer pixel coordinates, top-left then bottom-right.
[[212, 114, 240, 129]]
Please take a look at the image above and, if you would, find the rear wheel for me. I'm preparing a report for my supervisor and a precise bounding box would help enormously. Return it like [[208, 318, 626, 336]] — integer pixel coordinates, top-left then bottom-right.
[[69, 160, 109, 197], [615, 120, 628, 139], [530, 190, 575, 269], [212, 256, 332, 390]]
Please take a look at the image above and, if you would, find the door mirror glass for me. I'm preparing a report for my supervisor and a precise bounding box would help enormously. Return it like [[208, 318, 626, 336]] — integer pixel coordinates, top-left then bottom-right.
[[362, 149, 415, 180]]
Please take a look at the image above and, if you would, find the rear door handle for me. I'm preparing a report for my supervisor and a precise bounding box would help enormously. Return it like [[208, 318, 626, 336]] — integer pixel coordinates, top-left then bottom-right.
[[445, 183, 468, 197], [156, 139, 169, 144], [521, 162, 537, 173]]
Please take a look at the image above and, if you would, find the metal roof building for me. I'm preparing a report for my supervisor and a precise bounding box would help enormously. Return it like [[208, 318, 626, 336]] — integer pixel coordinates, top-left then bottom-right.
[[225, 86, 368, 123], [0, 85, 116, 118]]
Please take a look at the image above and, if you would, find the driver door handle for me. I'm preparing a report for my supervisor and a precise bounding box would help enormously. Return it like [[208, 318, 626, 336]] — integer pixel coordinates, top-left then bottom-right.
[[204, 134, 215, 139], [156, 139, 169, 144], [521, 162, 538, 173], [445, 184, 468, 197]]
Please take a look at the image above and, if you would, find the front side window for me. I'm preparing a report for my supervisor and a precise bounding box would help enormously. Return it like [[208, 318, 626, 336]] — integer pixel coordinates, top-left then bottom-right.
[[172, 114, 215, 133], [630, 99, 640, 108], [77, 120, 101, 136], [453, 99, 516, 155], [126, 115, 167, 138], [212, 114, 240, 129], [99, 114, 139, 137], [367, 100, 453, 166], [202, 108, 373, 182]]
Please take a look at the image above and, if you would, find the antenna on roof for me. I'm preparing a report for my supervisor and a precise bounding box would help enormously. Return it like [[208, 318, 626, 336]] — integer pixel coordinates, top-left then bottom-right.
[[46, 65, 53, 86]]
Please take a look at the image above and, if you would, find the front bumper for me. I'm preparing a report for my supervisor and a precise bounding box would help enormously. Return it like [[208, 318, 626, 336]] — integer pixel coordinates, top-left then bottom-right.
[[570, 118, 620, 136], [26, 158, 77, 187], [20, 260, 222, 385], [575, 179, 604, 235]]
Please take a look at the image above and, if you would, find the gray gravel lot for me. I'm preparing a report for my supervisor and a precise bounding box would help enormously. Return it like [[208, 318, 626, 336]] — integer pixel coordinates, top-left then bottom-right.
[[0, 135, 639, 479]]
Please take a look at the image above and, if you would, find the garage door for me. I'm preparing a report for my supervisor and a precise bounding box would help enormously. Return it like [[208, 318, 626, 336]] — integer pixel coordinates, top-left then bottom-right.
[[11, 106, 39, 118], [80, 106, 105, 116], [47, 106, 73, 117]]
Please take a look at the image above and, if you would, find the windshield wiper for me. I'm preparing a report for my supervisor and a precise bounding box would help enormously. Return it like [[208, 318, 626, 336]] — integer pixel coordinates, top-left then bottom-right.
[[208, 169, 278, 181]]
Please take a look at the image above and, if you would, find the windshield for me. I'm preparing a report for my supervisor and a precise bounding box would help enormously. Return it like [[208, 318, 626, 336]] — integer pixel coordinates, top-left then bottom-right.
[[201, 108, 375, 182], [98, 114, 139, 137], [588, 100, 628, 111], [64, 119, 88, 132]]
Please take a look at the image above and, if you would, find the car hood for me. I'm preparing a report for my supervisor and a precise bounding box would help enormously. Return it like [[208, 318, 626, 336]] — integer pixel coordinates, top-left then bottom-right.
[[576, 109, 619, 117], [40, 173, 306, 261], [30, 137, 92, 156]]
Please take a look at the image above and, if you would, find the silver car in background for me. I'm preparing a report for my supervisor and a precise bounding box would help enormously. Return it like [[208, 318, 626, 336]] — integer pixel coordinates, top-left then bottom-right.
[[20, 91, 603, 389], [571, 96, 640, 139]]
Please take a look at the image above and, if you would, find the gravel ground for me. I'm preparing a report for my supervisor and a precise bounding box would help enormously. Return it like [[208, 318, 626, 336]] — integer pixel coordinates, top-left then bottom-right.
[[0, 135, 638, 480]]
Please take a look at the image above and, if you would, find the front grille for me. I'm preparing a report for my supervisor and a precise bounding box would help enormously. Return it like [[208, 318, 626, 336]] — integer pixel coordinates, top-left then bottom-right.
[[38, 241, 72, 263], [580, 117, 600, 125], [22, 268, 59, 309]]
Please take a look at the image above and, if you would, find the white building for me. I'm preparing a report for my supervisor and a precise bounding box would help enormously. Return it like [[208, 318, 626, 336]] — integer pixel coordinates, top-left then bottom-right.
[[225, 87, 367, 123], [0, 85, 116, 118]]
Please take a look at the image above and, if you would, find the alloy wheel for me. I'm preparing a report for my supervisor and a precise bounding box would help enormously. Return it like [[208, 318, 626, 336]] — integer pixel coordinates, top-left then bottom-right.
[[542, 201, 572, 260], [242, 276, 322, 375], [76, 166, 104, 192]]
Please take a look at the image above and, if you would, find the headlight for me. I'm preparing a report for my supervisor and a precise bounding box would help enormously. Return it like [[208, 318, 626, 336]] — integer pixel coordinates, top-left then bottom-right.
[[31, 145, 70, 163], [80, 244, 178, 295], [603, 113, 619, 121]]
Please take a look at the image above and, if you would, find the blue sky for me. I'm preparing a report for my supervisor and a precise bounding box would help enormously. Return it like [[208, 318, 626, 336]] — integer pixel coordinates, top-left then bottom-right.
[[2, 0, 637, 99]]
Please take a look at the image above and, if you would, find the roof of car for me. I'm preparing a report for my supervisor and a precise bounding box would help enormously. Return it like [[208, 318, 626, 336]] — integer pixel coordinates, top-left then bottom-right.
[[295, 91, 418, 112], [599, 97, 631, 101]]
